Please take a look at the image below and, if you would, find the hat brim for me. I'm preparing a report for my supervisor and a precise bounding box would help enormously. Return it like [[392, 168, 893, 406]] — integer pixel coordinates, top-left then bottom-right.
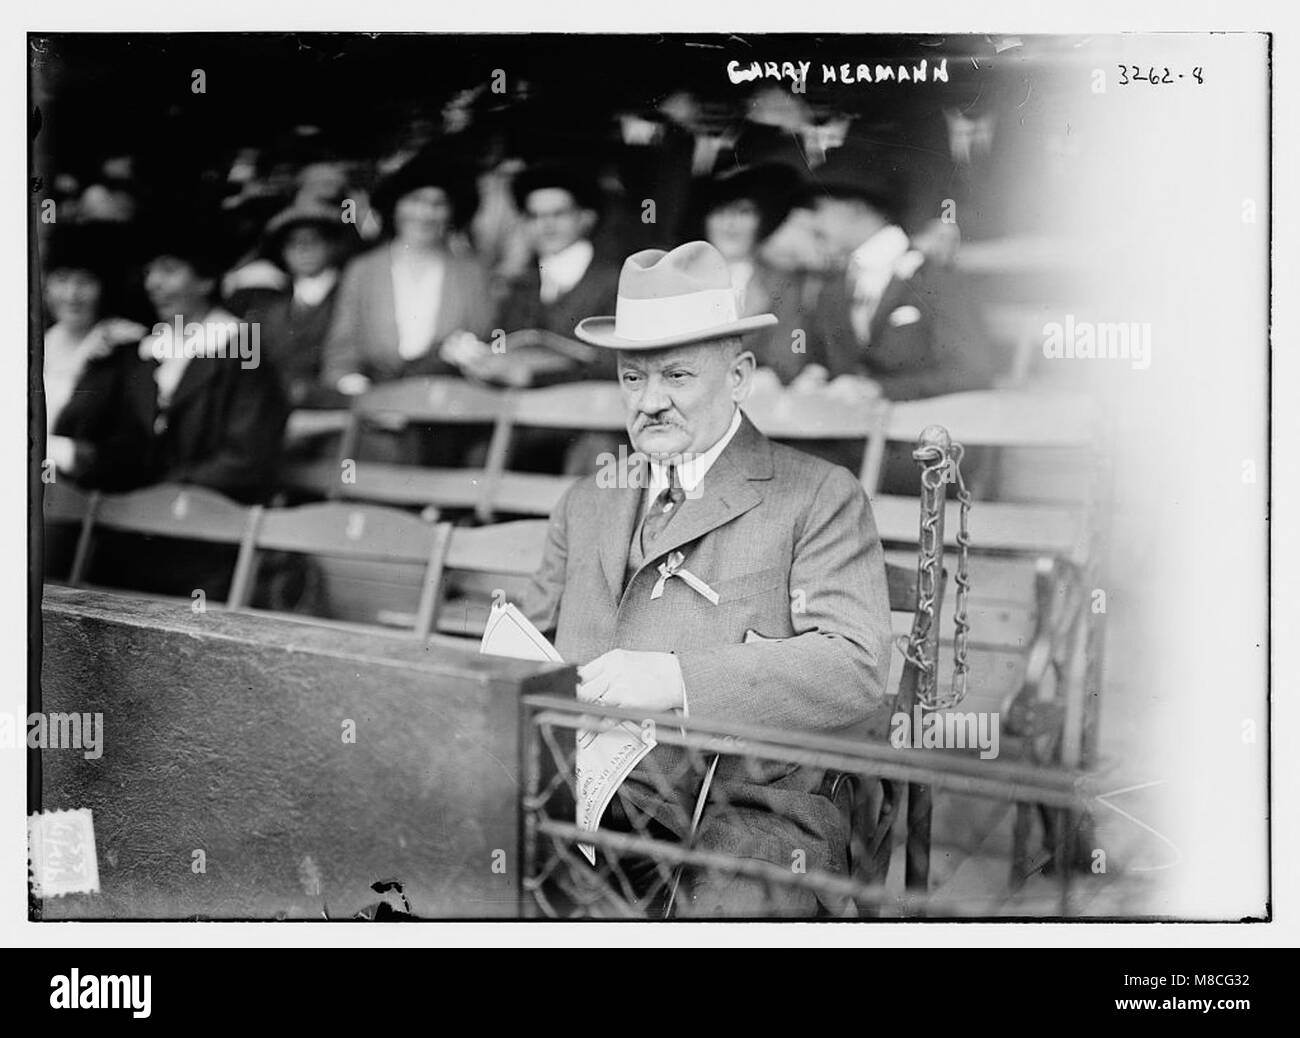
[[265, 211, 345, 239], [574, 312, 778, 350]]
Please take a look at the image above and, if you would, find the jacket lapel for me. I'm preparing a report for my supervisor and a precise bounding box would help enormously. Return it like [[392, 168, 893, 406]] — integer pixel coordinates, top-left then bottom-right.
[[162, 309, 238, 413], [375, 246, 399, 358], [598, 453, 649, 602], [628, 414, 773, 583], [126, 354, 161, 426], [866, 265, 927, 346], [163, 350, 221, 414]]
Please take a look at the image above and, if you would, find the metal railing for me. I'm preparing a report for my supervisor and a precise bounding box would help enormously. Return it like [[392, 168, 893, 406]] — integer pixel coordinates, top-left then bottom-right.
[[520, 694, 1114, 919]]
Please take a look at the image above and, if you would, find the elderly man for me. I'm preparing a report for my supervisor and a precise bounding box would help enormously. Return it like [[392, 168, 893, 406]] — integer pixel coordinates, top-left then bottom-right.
[[521, 240, 892, 917]]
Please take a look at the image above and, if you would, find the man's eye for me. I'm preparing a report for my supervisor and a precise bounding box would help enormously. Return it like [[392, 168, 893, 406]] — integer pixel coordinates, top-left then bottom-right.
[[667, 370, 690, 382]]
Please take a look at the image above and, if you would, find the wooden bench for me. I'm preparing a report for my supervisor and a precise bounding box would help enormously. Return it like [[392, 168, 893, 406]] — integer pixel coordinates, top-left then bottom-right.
[[281, 377, 512, 520]]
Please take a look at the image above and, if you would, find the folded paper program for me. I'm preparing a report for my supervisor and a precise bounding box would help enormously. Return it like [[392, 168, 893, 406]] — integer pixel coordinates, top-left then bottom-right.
[[479, 601, 655, 866]]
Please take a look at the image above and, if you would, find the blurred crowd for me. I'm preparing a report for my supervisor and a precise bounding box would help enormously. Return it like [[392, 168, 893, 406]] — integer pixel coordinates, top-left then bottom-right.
[[38, 82, 1017, 508]]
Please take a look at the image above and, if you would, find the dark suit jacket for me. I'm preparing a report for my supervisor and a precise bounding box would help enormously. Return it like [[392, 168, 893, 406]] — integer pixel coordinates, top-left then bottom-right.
[[246, 285, 339, 407], [521, 413, 892, 880], [496, 253, 621, 383], [744, 261, 823, 385], [809, 255, 999, 400], [54, 335, 289, 503], [321, 244, 494, 386]]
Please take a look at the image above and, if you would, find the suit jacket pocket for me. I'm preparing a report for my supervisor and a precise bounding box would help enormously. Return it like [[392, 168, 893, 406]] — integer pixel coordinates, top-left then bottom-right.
[[712, 566, 785, 604]]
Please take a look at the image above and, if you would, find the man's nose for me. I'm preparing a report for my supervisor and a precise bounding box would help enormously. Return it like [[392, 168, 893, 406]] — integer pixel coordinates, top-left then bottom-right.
[[637, 378, 672, 416]]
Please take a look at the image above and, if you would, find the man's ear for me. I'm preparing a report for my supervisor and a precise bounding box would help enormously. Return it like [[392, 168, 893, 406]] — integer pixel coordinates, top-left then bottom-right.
[[577, 209, 598, 238], [730, 348, 756, 401]]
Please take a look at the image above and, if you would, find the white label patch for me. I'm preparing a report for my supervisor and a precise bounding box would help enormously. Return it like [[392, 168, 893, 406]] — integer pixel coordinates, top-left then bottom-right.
[[28, 808, 100, 897]]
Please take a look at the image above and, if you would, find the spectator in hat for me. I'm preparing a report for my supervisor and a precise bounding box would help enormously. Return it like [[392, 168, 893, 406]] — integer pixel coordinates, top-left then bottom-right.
[[799, 143, 998, 402], [244, 203, 349, 408], [503, 162, 619, 344], [691, 162, 815, 385], [441, 161, 622, 389], [320, 152, 494, 396], [54, 228, 289, 502], [41, 225, 148, 477], [54, 229, 290, 598], [439, 161, 631, 475]]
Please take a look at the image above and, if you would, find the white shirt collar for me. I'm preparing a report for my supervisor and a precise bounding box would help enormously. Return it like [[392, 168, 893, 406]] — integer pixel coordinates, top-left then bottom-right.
[[293, 268, 338, 307], [849, 223, 911, 295], [138, 307, 240, 361], [647, 406, 743, 498], [139, 307, 240, 408], [538, 239, 594, 301], [847, 225, 909, 306]]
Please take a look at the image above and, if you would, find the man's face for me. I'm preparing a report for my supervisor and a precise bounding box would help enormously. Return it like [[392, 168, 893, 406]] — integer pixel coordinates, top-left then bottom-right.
[[281, 226, 334, 279], [810, 197, 876, 265], [617, 340, 753, 460], [45, 268, 102, 328], [144, 255, 212, 319], [525, 187, 593, 258]]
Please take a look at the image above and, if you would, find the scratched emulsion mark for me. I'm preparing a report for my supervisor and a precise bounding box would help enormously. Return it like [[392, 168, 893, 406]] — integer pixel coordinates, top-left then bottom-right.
[[298, 854, 324, 897], [1094, 780, 1182, 872]]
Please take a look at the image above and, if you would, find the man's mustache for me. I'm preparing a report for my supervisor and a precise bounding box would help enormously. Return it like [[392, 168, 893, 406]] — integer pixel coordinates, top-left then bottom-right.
[[634, 413, 681, 431]]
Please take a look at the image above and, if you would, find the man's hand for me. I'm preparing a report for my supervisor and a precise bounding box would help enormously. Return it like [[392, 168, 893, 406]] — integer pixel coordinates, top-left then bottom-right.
[[577, 649, 684, 714], [336, 373, 373, 396], [438, 330, 492, 368]]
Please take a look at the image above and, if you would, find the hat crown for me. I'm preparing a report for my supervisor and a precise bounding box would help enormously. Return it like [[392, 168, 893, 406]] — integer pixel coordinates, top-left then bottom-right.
[[617, 240, 733, 301], [574, 239, 778, 350]]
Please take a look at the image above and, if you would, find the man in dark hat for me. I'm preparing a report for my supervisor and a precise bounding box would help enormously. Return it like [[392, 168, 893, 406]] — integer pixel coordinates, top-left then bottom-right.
[[502, 162, 620, 357], [799, 142, 998, 402], [440, 161, 621, 390], [435, 161, 626, 474], [521, 240, 892, 917]]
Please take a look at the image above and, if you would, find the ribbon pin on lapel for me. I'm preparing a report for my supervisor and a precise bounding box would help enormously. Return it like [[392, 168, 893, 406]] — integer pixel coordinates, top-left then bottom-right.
[[650, 550, 720, 605]]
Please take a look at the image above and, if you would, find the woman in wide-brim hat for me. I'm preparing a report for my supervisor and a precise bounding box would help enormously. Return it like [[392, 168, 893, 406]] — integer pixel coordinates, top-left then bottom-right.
[[320, 146, 494, 397], [369, 149, 480, 244], [41, 223, 149, 448]]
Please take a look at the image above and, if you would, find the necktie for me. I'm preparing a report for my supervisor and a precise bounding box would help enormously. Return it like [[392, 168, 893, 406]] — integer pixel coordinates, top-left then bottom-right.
[[639, 464, 685, 557]]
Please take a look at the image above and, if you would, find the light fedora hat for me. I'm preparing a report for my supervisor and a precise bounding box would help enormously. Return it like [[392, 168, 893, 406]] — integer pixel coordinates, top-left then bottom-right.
[[575, 240, 777, 350]]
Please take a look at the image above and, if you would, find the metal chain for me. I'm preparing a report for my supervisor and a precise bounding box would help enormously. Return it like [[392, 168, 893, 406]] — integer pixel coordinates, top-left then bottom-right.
[[898, 436, 972, 712], [947, 443, 973, 712]]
